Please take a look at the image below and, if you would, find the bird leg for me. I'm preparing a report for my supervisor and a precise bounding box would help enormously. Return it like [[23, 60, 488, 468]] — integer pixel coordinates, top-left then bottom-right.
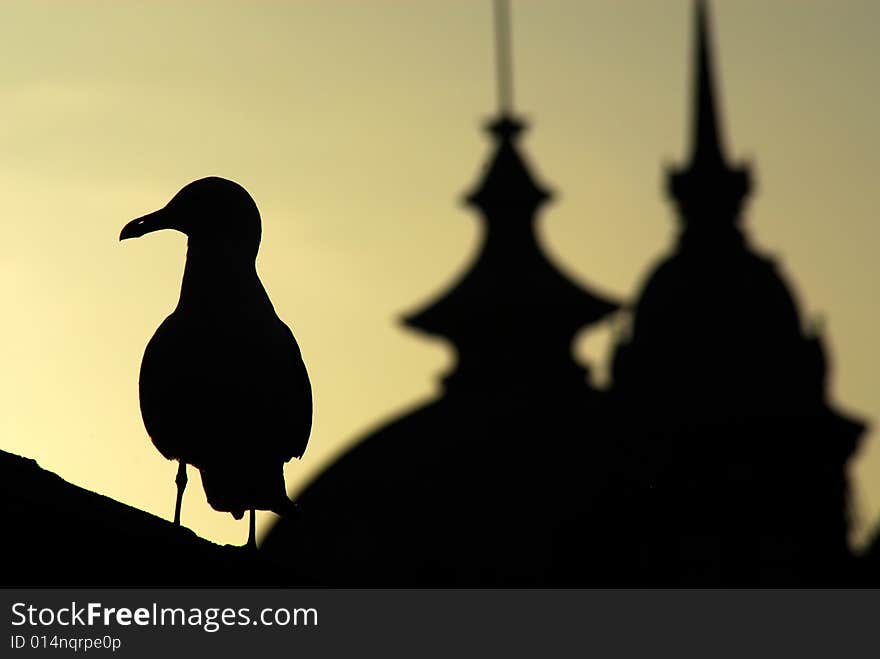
[[173, 461, 187, 526], [247, 508, 257, 551]]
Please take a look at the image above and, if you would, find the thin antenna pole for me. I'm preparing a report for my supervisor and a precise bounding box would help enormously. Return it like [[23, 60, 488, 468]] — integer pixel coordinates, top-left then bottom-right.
[[494, 0, 514, 115]]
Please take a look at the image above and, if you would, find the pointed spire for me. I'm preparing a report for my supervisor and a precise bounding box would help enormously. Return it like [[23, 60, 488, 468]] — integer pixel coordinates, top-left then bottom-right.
[[690, 0, 726, 167], [668, 0, 751, 227]]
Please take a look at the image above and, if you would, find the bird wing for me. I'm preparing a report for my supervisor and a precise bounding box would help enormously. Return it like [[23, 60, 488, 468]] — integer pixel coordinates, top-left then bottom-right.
[[139, 314, 212, 464], [138, 311, 312, 467], [256, 319, 312, 462]]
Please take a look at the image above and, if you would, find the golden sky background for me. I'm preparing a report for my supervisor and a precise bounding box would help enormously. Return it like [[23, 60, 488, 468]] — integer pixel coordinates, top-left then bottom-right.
[[1, 0, 878, 548]]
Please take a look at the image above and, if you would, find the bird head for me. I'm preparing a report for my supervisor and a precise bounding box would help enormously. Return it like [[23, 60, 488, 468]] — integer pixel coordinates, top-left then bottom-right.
[[120, 177, 262, 256]]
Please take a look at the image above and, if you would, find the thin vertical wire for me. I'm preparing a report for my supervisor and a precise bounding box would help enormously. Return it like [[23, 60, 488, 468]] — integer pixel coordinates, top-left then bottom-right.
[[494, 0, 514, 115]]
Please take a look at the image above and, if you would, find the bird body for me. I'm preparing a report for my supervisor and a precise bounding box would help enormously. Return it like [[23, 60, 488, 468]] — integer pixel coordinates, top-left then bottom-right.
[[122, 177, 311, 533]]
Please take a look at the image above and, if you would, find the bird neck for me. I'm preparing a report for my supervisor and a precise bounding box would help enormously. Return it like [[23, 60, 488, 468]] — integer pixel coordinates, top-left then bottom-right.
[[177, 246, 269, 313]]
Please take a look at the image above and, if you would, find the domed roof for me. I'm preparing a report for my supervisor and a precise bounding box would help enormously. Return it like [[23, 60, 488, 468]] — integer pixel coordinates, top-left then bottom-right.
[[619, 234, 814, 417], [632, 235, 803, 352]]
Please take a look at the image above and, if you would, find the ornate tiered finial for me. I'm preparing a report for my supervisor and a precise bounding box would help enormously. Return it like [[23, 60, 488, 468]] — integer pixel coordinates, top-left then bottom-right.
[[667, 0, 751, 228], [403, 0, 617, 386]]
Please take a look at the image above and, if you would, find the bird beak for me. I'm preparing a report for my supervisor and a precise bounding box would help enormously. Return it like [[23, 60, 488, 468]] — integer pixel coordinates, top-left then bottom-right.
[[119, 207, 178, 241]]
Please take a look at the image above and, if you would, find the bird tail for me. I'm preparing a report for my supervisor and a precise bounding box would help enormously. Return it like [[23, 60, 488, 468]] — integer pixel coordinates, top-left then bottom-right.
[[269, 495, 302, 520], [199, 460, 293, 520]]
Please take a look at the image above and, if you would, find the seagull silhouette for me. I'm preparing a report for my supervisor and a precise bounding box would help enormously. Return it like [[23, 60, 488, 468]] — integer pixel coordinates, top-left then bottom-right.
[[120, 177, 312, 549]]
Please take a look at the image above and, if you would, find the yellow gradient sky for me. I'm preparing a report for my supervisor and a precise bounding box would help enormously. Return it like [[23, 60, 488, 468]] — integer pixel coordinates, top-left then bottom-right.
[[1, 0, 878, 548]]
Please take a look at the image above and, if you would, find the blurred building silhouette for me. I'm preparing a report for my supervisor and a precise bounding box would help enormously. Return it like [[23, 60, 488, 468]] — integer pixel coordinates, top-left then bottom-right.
[[607, 0, 865, 585], [262, 0, 620, 585], [264, 0, 869, 586]]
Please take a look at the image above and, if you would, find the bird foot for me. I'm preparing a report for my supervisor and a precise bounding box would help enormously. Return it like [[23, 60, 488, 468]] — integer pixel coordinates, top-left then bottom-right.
[[246, 508, 257, 551]]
